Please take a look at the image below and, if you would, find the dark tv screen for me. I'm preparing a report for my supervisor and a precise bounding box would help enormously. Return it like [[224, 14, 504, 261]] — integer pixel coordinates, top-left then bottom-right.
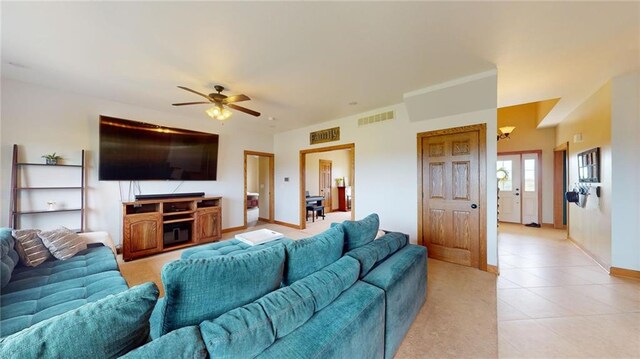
[[99, 116, 219, 181]]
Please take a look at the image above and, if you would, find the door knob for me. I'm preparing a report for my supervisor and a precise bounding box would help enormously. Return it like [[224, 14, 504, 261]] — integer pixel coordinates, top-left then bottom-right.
[[471, 204, 478, 209]]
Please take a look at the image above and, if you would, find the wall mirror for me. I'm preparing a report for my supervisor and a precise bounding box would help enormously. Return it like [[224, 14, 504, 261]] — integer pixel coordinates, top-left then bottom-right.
[[577, 147, 600, 183]]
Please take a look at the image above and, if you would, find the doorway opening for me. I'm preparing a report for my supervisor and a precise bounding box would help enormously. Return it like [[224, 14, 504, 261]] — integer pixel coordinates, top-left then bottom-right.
[[553, 142, 569, 230], [497, 150, 542, 226], [244, 151, 275, 228], [299, 144, 355, 230], [417, 124, 487, 271]]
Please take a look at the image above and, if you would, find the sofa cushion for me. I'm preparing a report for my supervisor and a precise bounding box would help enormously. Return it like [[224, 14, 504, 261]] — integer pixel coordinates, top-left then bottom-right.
[[182, 238, 291, 260], [38, 227, 87, 260], [0, 282, 158, 359], [0, 270, 128, 337], [332, 213, 379, 252], [0, 229, 19, 289], [288, 255, 360, 312], [151, 243, 286, 339], [122, 325, 208, 359], [3, 244, 121, 293], [12, 229, 50, 267], [200, 302, 275, 358], [283, 225, 344, 285], [200, 256, 360, 358], [362, 244, 427, 359], [346, 231, 409, 277], [0, 244, 129, 337], [256, 281, 385, 359]]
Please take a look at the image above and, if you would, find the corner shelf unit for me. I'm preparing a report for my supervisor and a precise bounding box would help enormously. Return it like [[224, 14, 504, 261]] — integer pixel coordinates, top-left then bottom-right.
[[121, 196, 222, 261], [9, 144, 86, 232]]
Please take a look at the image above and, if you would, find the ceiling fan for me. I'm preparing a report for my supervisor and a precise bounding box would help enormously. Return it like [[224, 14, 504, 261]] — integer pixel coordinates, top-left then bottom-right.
[[172, 85, 260, 121]]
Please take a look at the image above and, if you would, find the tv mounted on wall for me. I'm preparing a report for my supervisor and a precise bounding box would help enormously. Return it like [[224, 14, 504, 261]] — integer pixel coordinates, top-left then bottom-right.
[[99, 116, 219, 181]]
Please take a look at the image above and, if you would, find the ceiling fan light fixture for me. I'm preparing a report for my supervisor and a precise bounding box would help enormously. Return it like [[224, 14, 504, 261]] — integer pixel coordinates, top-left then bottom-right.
[[206, 106, 233, 121], [177, 85, 258, 121]]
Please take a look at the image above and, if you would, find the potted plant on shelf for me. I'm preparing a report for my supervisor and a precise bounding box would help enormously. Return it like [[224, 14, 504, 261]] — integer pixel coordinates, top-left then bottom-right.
[[42, 153, 62, 165]]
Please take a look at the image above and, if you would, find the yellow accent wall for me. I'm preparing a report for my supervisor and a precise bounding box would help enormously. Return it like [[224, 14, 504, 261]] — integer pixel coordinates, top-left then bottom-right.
[[497, 102, 557, 224], [556, 82, 611, 268]]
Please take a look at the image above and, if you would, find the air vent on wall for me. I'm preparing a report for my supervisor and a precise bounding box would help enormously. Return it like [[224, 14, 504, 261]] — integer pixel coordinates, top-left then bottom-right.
[[357, 110, 395, 126]]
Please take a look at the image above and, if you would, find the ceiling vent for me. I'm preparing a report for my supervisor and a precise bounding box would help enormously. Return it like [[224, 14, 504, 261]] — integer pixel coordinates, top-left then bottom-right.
[[357, 110, 395, 126]]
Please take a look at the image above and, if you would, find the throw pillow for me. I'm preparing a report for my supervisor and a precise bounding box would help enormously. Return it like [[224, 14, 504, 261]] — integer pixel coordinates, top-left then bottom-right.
[[0, 282, 159, 359], [38, 227, 87, 260], [12, 229, 50, 267]]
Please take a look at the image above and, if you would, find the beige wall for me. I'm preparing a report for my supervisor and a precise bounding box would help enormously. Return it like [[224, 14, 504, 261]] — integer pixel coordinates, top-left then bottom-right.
[[611, 72, 640, 271], [556, 82, 612, 268], [305, 149, 352, 211], [258, 157, 270, 219], [1, 79, 275, 244], [246, 156, 259, 193], [498, 102, 556, 224]]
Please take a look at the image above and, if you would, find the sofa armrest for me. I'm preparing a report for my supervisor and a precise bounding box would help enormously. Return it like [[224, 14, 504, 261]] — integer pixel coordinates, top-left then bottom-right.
[[79, 231, 117, 255]]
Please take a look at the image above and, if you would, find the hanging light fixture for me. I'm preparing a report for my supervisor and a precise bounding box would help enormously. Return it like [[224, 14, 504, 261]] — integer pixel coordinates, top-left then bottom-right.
[[206, 104, 232, 122], [497, 126, 515, 141]]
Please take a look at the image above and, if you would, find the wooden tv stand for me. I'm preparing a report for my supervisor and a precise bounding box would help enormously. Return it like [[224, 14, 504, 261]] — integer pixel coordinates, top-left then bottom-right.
[[122, 196, 222, 261]]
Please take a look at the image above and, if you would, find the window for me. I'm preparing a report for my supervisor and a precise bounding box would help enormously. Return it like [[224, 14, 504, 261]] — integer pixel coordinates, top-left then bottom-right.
[[524, 159, 536, 192], [497, 160, 512, 191]]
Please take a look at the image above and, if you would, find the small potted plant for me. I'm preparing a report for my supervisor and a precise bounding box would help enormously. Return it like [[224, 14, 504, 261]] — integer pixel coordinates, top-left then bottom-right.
[[42, 153, 62, 165]]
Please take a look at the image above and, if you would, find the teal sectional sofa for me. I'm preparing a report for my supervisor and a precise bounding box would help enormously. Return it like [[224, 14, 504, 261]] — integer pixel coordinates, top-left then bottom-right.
[[0, 228, 129, 337], [127, 213, 428, 358], [0, 214, 427, 358]]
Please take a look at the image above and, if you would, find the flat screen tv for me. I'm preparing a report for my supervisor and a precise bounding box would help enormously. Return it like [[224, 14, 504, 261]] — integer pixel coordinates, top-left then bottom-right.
[[99, 116, 219, 181]]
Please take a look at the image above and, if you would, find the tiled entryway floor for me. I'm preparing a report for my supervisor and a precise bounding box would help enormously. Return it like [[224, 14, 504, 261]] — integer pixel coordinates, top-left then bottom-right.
[[497, 223, 640, 358]]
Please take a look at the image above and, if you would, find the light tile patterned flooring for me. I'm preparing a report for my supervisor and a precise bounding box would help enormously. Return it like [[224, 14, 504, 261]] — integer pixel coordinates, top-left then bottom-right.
[[497, 223, 640, 358]]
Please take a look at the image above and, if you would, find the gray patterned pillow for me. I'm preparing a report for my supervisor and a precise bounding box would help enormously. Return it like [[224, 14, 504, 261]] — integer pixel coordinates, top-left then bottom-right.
[[38, 227, 87, 260], [12, 229, 50, 267]]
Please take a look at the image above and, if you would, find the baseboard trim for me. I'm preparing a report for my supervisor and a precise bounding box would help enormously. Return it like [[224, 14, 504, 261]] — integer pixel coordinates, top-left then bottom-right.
[[567, 235, 609, 270], [610, 266, 640, 280], [274, 220, 302, 230], [221, 225, 247, 234], [487, 264, 499, 275], [257, 217, 273, 223], [541, 223, 554, 228]]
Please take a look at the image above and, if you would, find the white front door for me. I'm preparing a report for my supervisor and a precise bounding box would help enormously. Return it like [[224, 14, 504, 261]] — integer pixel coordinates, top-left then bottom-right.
[[497, 155, 521, 223], [521, 153, 539, 224]]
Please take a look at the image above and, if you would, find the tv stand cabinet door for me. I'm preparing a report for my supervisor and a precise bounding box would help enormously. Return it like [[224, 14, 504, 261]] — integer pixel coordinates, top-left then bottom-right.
[[124, 213, 162, 260], [196, 207, 221, 243]]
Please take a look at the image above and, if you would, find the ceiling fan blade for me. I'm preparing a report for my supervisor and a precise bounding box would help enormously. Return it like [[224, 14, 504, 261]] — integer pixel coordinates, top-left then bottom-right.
[[223, 94, 251, 104], [172, 101, 210, 106], [177, 86, 213, 101], [227, 103, 261, 117]]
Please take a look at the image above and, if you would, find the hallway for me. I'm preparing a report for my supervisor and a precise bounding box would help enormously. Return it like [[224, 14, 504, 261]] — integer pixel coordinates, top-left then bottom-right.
[[497, 223, 640, 358]]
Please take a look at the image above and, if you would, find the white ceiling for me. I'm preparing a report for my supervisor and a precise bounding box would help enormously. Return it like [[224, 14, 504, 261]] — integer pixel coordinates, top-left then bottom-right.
[[2, 2, 638, 132]]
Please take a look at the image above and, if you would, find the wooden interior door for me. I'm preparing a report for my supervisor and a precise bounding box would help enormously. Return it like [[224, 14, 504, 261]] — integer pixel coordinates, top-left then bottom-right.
[[319, 159, 332, 211], [421, 130, 480, 268]]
